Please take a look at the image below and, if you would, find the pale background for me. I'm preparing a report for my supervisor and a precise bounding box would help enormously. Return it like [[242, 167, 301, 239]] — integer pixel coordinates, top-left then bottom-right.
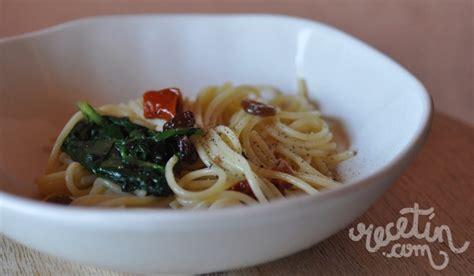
[[1, 1, 473, 275]]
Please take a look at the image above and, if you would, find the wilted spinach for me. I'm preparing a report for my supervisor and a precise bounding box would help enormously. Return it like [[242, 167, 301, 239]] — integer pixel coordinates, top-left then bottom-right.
[[61, 101, 202, 196]]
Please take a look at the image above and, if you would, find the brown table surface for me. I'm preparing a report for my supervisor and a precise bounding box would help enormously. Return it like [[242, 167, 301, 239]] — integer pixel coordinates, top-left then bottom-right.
[[1, 1, 473, 275]]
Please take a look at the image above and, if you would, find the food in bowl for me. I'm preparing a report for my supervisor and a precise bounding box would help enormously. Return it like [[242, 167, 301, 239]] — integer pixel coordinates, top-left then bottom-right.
[[36, 80, 355, 208]]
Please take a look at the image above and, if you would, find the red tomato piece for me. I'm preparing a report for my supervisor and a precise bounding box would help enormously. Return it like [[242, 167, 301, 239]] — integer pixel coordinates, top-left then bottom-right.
[[143, 88, 182, 120], [271, 159, 294, 194], [229, 180, 255, 198]]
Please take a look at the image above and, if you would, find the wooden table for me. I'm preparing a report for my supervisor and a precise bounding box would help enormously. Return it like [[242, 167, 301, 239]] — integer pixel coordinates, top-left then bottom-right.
[[1, 1, 473, 275]]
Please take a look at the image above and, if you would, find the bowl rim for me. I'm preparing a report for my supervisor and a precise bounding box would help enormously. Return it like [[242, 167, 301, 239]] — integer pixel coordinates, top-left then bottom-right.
[[0, 13, 433, 224]]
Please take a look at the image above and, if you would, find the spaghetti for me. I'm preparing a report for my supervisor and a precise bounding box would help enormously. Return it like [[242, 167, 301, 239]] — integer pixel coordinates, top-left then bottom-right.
[[36, 80, 354, 209]]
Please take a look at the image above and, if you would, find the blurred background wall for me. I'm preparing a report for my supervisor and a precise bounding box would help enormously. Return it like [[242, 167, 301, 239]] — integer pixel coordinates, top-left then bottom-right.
[[1, 0, 472, 124]]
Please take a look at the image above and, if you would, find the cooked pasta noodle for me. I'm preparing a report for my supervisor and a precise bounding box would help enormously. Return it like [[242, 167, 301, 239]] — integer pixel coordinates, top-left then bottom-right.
[[36, 80, 354, 208]]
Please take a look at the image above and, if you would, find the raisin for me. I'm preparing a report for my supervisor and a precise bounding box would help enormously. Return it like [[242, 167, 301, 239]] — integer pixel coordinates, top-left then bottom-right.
[[174, 136, 198, 163], [163, 111, 195, 130], [241, 99, 276, 117]]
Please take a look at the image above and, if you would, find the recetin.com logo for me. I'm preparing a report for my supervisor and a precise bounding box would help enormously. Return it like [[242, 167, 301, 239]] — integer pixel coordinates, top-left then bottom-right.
[[348, 203, 470, 271]]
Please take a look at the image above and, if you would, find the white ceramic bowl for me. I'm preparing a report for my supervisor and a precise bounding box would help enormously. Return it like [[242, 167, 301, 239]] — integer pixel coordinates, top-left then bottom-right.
[[0, 14, 432, 274]]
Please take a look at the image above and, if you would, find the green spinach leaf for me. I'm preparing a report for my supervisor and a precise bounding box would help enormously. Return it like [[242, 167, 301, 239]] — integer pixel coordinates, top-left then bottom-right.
[[61, 102, 202, 196]]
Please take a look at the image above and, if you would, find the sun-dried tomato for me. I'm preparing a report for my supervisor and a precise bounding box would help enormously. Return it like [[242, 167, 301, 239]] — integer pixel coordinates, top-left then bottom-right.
[[229, 180, 255, 198], [143, 88, 182, 120], [271, 159, 294, 194], [45, 194, 72, 205]]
